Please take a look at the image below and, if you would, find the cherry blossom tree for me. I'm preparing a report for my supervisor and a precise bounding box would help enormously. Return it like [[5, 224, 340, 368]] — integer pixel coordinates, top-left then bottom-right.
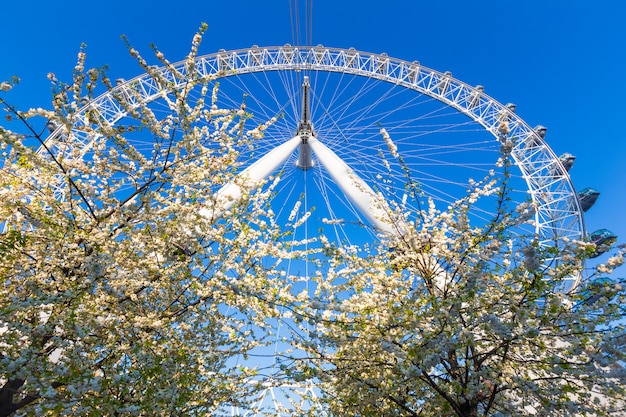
[[2, 25, 625, 417], [0, 26, 297, 416], [295, 141, 626, 417]]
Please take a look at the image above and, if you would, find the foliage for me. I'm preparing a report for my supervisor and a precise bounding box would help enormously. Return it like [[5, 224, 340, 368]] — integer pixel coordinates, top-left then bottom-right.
[[295, 144, 626, 417], [0, 26, 296, 416], [1, 25, 625, 417]]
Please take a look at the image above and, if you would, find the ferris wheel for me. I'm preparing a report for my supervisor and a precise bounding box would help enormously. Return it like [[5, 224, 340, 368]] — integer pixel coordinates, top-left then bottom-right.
[[42, 45, 588, 415]]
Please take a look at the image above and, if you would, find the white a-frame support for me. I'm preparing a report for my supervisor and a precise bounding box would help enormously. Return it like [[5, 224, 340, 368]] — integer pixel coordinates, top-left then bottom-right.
[[307, 137, 395, 234], [200, 134, 395, 235], [200, 76, 396, 235], [197, 135, 301, 220]]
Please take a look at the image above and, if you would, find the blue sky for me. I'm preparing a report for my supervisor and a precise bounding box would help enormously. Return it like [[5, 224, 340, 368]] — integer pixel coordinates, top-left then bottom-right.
[[2, 0, 625, 269]]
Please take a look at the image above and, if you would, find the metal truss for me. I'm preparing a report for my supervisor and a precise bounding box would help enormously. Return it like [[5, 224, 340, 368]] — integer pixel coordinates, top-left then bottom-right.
[[37, 45, 589, 415], [44, 45, 586, 259]]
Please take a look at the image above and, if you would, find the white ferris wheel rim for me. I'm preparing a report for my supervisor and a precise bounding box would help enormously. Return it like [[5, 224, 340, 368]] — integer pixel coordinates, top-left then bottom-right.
[[43, 45, 586, 251], [39, 45, 588, 414]]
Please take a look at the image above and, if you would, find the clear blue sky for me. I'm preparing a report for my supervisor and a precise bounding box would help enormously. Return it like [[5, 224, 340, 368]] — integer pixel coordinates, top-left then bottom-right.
[[2, 0, 625, 268]]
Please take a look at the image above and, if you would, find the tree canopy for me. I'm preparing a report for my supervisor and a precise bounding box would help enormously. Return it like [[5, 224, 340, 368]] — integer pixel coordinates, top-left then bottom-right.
[[0, 27, 302, 416], [293, 146, 626, 416], [1, 27, 624, 416]]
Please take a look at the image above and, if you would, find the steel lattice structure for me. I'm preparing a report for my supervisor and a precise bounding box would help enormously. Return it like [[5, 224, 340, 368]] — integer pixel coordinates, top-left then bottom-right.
[[45, 45, 585, 253], [41, 46, 588, 415]]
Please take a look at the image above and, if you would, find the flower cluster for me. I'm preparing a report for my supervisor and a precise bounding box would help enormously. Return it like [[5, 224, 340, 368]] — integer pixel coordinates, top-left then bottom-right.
[[0, 27, 301, 416], [289, 130, 626, 417]]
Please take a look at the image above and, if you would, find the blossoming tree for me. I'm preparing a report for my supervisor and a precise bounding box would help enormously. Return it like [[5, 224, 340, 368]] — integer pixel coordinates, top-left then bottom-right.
[[2, 25, 625, 417], [294, 143, 626, 417], [0, 26, 299, 416]]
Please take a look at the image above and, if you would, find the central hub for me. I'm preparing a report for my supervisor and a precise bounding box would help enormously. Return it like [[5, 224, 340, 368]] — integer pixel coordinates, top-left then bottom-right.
[[296, 135, 314, 170], [296, 76, 315, 170]]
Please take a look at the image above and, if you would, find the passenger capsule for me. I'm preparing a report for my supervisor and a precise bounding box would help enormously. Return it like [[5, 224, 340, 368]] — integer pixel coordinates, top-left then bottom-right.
[[577, 187, 600, 212], [559, 152, 576, 171], [588, 229, 617, 258], [534, 125, 547, 138], [579, 277, 618, 304]]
